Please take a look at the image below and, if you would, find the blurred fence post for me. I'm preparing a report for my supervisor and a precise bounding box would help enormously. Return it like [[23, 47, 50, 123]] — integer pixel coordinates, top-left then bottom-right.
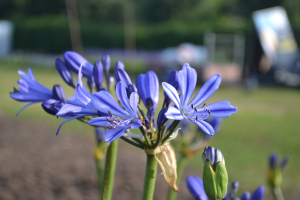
[[124, 1, 136, 58], [0, 20, 14, 57], [65, 0, 83, 54]]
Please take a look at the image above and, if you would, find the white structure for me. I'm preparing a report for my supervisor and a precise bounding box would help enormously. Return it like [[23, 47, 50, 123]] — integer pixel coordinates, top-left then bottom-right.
[[0, 20, 14, 57]]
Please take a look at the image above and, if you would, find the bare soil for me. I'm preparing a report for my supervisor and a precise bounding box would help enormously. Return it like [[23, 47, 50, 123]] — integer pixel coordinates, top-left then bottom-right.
[[0, 116, 198, 200]]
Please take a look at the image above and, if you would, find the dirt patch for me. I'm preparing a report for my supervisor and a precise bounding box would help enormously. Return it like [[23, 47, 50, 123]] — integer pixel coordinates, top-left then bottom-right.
[[0, 116, 199, 200]]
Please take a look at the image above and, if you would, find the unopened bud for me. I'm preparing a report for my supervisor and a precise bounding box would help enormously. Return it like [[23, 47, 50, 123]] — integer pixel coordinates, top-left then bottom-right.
[[106, 76, 115, 92], [251, 186, 265, 200], [231, 181, 239, 194], [114, 61, 125, 82], [157, 108, 168, 127], [241, 191, 251, 200], [93, 60, 103, 91], [101, 54, 111, 75], [203, 147, 228, 200]]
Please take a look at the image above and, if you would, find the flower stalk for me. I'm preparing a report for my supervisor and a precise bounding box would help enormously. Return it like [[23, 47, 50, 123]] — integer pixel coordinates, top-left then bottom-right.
[[101, 139, 118, 200], [142, 154, 158, 200]]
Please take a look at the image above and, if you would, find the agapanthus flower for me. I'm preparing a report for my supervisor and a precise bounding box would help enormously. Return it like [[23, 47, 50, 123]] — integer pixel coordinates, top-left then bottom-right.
[[88, 82, 142, 142], [163, 63, 237, 135], [136, 71, 159, 110], [10, 68, 66, 115]]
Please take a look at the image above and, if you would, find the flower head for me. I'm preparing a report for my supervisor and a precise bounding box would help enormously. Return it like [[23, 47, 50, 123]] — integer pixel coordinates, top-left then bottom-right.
[[163, 63, 237, 135], [10, 68, 64, 115]]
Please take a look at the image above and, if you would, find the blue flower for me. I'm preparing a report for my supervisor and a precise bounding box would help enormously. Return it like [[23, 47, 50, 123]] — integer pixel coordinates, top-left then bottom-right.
[[186, 176, 209, 200], [136, 71, 159, 110], [162, 63, 237, 135], [63, 51, 93, 77], [42, 99, 64, 115], [10, 68, 56, 115], [88, 81, 142, 142]]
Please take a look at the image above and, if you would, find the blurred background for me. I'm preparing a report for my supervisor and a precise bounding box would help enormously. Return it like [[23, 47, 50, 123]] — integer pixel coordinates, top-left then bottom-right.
[[1, 0, 300, 199]]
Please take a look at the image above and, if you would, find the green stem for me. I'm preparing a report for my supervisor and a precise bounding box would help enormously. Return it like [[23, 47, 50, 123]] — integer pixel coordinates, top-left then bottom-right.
[[120, 136, 144, 150], [162, 120, 180, 144], [272, 186, 285, 200], [101, 139, 118, 200], [96, 158, 103, 195], [142, 155, 158, 200], [140, 126, 152, 148], [166, 155, 189, 200]]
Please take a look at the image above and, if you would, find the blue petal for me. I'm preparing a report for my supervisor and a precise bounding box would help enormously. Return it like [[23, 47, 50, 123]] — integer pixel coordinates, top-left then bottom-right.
[[88, 117, 112, 127], [118, 69, 132, 88], [186, 176, 209, 200], [75, 66, 93, 105], [56, 115, 86, 135], [250, 186, 265, 200], [102, 54, 111, 75], [205, 101, 237, 118], [104, 128, 127, 142], [189, 73, 222, 108], [17, 79, 29, 93], [131, 118, 142, 129], [116, 82, 135, 115], [241, 192, 251, 200], [18, 69, 52, 95], [57, 103, 97, 116], [162, 82, 181, 109], [178, 63, 197, 107], [136, 71, 159, 110], [10, 92, 52, 102], [55, 58, 74, 87], [52, 85, 67, 103], [27, 68, 36, 82], [92, 91, 131, 119], [164, 105, 184, 120], [114, 61, 125, 82], [129, 92, 139, 115], [194, 120, 215, 135], [15, 102, 36, 116]]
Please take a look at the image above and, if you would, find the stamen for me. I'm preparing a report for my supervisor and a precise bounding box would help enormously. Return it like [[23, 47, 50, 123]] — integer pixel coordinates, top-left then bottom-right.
[[108, 110, 112, 117], [196, 116, 198, 121], [194, 108, 198, 112], [202, 103, 206, 108], [191, 104, 194, 108], [208, 110, 211, 115], [113, 121, 118, 125], [117, 117, 121, 122], [106, 117, 113, 123]]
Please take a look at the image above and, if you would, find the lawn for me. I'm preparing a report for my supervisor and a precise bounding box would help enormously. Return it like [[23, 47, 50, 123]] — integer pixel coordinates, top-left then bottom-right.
[[1, 59, 300, 198]]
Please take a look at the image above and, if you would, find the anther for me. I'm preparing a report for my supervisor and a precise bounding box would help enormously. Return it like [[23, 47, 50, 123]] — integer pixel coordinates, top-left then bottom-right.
[[202, 103, 206, 108], [108, 110, 112, 117], [113, 121, 118, 125], [106, 117, 113, 123], [208, 110, 211, 115], [196, 116, 198, 121], [194, 108, 198, 112], [191, 104, 194, 108]]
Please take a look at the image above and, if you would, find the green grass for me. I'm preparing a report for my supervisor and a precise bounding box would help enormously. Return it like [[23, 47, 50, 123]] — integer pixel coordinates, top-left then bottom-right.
[[1, 60, 300, 197]]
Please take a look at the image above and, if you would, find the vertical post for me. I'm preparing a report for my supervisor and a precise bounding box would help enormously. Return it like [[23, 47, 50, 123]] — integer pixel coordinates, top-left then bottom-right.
[[65, 0, 83, 54]]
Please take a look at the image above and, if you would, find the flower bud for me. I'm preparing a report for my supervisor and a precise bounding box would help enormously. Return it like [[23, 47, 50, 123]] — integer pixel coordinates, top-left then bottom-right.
[[241, 191, 251, 200], [269, 153, 279, 169], [157, 108, 168, 127], [250, 186, 265, 200], [231, 181, 239, 194], [87, 76, 95, 92], [281, 156, 289, 169], [232, 198, 240, 200], [106, 76, 115, 92], [52, 85, 67, 103], [166, 70, 178, 83], [114, 61, 125, 82], [203, 147, 228, 200], [41, 99, 63, 115], [55, 58, 74, 87], [63, 51, 93, 77], [93, 60, 103, 91], [202, 146, 215, 166], [101, 54, 111, 75]]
